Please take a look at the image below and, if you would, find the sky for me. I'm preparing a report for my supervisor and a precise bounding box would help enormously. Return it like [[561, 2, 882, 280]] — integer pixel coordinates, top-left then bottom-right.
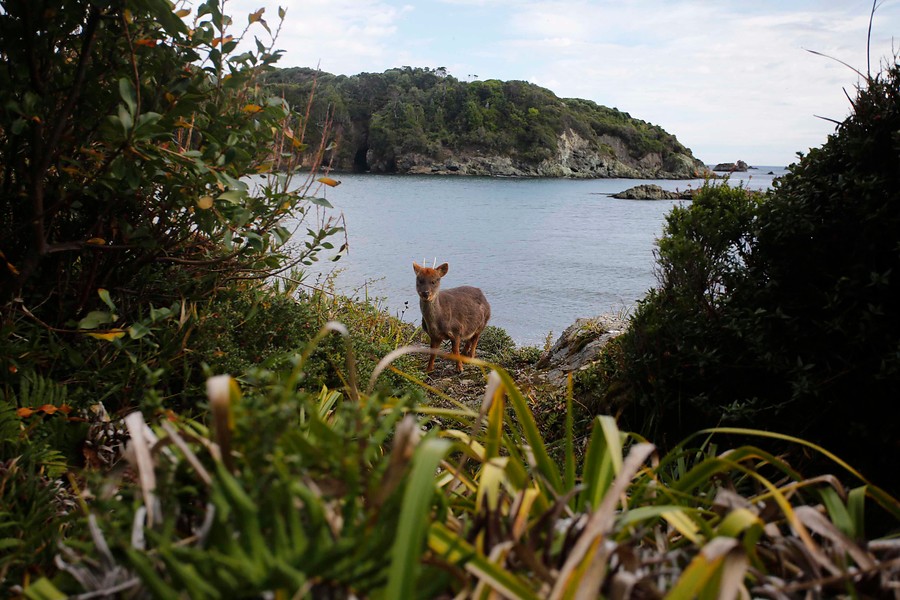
[[223, 0, 899, 166]]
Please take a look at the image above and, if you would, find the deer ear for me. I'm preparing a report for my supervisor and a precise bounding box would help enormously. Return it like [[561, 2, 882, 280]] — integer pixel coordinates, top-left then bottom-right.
[[436, 263, 449, 277], [413, 262, 422, 274]]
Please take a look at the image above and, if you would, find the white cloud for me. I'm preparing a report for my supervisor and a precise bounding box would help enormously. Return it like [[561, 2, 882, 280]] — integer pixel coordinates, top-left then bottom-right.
[[224, 0, 412, 72], [209, 0, 899, 164]]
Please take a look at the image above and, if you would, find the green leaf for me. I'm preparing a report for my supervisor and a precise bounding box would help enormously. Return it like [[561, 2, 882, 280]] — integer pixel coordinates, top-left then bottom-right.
[[118, 104, 133, 133], [23, 578, 67, 600], [149, 306, 173, 322], [385, 437, 451, 600], [495, 368, 563, 494], [0, 538, 22, 551], [848, 486, 866, 539], [564, 376, 576, 493], [98, 288, 117, 311], [119, 78, 137, 116], [218, 190, 247, 204], [305, 195, 333, 209], [129, 322, 152, 340], [581, 415, 620, 511], [428, 523, 538, 600], [126, 548, 180, 600], [78, 310, 115, 330], [149, 0, 190, 36]]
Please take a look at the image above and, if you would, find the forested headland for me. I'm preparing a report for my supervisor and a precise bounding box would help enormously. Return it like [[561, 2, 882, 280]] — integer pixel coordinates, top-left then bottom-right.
[[265, 66, 707, 178]]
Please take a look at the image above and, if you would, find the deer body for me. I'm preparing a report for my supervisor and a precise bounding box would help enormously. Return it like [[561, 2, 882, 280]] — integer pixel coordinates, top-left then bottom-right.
[[414, 262, 491, 373]]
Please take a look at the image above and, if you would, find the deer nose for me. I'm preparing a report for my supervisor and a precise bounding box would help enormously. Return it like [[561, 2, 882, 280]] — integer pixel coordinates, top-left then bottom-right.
[[420, 291, 431, 300]]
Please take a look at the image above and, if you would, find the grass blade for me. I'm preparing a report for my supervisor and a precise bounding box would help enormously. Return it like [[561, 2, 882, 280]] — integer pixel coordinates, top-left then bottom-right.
[[385, 437, 451, 600], [428, 522, 539, 600], [495, 368, 564, 494], [581, 416, 622, 512], [564, 374, 576, 493]]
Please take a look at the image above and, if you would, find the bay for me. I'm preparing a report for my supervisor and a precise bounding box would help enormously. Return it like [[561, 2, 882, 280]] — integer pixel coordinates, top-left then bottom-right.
[[292, 167, 787, 346]]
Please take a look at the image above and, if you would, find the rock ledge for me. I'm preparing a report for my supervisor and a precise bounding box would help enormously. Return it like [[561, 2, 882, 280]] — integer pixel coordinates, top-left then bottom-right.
[[537, 314, 628, 385]]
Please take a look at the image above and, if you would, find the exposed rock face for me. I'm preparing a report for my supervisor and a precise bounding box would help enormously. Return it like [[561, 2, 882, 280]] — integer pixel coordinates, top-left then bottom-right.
[[536, 314, 628, 386], [612, 184, 694, 200], [712, 160, 749, 172], [397, 129, 707, 179]]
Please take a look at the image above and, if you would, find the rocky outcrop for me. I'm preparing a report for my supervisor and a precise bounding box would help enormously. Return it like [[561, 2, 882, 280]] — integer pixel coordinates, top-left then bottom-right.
[[712, 160, 750, 172], [612, 184, 694, 200], [401, 129, 707, 180], [536, 315, 628, 385]]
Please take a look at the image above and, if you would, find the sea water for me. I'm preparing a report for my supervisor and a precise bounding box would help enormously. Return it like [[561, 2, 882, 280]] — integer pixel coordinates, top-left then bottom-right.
[[289, 167, 787, 346]]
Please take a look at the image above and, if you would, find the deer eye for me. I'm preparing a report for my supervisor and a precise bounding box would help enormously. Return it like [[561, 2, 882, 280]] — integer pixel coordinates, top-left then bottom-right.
[[417, 277, 423, 284]]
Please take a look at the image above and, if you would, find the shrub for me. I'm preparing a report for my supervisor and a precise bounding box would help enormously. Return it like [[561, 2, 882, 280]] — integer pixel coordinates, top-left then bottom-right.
[[0, 0, 341, 588], [0, 0, 341, 323], [476, 325, 517, 364], [602, 58, 900, 494]]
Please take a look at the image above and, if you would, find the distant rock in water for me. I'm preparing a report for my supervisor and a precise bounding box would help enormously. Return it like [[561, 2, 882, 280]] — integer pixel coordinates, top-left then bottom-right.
[[712, 160, 750, 172], [612, 184, 694, 200]]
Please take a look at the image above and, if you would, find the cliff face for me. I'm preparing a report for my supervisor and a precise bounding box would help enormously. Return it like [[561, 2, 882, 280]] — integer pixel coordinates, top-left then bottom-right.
[[392, 129, 705, 179], [267, 67, 707, 179]]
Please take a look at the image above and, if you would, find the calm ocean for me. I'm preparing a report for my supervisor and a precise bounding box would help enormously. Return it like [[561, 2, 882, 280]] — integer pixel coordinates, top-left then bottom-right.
[[290, 167, 787, 346]]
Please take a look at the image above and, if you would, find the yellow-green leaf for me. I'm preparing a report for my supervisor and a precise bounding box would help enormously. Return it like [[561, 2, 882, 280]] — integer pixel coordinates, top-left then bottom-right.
[[85, 329, 126, 341], [317, 176, 341, 187], [98, 288, 116, 311], [197, 196, 214, 210], [662, 509, 703, 544]]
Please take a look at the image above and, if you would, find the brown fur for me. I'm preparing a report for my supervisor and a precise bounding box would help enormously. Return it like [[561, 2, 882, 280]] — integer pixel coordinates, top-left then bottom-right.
[[413, 262, 491, 373]]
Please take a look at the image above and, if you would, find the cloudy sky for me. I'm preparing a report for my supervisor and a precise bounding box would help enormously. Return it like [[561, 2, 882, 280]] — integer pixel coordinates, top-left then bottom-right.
[[226, 0, 899, 166]]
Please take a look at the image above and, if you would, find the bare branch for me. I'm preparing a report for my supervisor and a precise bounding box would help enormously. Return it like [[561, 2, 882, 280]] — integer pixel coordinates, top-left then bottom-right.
[[804, 48, 867, 81]]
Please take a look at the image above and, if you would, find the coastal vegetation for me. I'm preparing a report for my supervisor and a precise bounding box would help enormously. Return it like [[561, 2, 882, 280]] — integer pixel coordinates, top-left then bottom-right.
[[1, 0, 898, 598], [573, 56, 900, 501]]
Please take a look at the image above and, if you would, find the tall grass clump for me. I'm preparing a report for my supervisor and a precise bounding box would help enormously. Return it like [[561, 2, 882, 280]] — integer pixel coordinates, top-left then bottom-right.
[[24, 331, 900, 598]]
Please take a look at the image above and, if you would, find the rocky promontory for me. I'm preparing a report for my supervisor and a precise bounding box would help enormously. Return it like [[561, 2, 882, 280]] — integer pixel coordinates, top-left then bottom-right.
[[611, 184, 695, 200], [536, 315, 628, 386], [712, 160, 750, 172], [397, 130, 707, 179]]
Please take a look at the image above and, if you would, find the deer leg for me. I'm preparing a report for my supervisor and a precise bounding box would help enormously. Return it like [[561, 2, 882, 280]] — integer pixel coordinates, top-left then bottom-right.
[[451, 337, 463, 373], [467, 331, 482, 357], [426, 337, 441, 372]]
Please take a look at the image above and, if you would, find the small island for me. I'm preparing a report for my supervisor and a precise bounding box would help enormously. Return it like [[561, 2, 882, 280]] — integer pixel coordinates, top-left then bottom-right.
[[712, 159, 751, 172], [266, 67, 709, 180], [612, 184, 695, 200]]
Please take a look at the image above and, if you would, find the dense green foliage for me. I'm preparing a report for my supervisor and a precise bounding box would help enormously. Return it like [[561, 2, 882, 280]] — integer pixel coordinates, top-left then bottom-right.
[[0, 0, 341, 587], [26, 364, 900, 598], [265, 66, 698, 173], [585, 59, 900, 496]]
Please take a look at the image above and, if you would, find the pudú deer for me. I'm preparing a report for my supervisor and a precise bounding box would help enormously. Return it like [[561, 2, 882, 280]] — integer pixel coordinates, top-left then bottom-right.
[[413, 261, 491, 373]]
